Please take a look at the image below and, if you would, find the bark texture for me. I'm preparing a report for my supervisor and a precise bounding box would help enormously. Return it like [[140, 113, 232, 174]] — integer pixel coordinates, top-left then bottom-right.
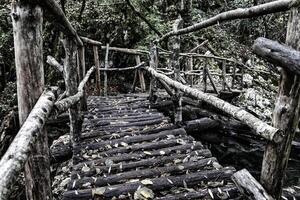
[[0, 89, 56, 200], [232, 169, 274, 200], [260, 8, 300, 199], [11, 2, 52, 200], [159, 0, 300, 42], [144, 66, 282, 143], [253, 37, 300, 75]]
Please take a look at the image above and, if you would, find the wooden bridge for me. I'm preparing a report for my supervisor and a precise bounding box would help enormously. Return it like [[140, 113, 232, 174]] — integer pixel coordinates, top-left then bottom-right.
[[62, 94, 239, 199], [1, 0, 300, 200]]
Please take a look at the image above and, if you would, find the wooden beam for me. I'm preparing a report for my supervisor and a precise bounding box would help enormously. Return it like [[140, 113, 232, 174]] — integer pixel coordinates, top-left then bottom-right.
[[149, 44, 159, 102], [0, 89, 56, 200], [54, 66, 95, 114], [99, 62, 145, 71], [81, 36, 102, 46], [11, 2, 52, 199], [136, 55, 146, 92], [158, 0, 300, 42], [253, 37, 300, 75], [143, 66, 283, 143], [93, 46, 101, 95], [232, 169, 274, 200], [104, 43, 109, 96]]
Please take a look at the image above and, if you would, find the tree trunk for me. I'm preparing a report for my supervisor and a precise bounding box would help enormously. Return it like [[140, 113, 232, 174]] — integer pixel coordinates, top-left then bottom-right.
[[261, 8, 300, 200], [11, 1, 52, 199], [63, 38, 82, 164]]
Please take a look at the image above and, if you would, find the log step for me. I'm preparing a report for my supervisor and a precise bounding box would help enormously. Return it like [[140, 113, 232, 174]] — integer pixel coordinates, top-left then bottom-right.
[[61, 94, 240, 199]]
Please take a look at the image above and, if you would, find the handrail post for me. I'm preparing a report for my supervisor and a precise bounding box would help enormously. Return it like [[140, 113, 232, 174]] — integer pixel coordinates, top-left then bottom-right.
[[93, 45, 101, 95], [77, 46, 87, 110], [63, 37, 82, 164], [149, 43, 158, 102], [104, 43, 109, 96], [170, 18, 183, 124], [11, 1, 52, 199]]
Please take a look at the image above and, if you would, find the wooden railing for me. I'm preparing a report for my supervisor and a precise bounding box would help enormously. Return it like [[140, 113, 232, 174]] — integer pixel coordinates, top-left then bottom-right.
[[1, 0, 299, 199]]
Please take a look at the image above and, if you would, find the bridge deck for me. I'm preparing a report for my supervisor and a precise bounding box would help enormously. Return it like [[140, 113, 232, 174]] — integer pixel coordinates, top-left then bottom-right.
[[63, 94, 240, 200]]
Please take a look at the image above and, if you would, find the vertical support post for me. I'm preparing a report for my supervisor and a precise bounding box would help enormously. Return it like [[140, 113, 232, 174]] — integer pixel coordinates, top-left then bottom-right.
[[11, 2, 52, 199], [206, 65, 219, 95], [222, 61, 226, 91], [137, 55, 146, 92], [77, 46, 87, 110], [232, 63, 236, 89], [187, 56, 193, 85], [203, 61, 207, 93], [104, 43, 109, 96], [240, 65, 244, 89], [63, 38, 81, 165], [170, 18, 183, 124], [149, 43, 158, 102], [261, 8, 300, 200], [93, 45, 101, 95]]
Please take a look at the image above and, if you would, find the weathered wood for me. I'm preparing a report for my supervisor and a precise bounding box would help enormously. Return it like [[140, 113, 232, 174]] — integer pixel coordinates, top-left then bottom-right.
[[232, 169, 274, 200], [171, 18, 183, 124], [70, 158, 218, 189], [189, 40, 208, 53], [11, 2, 53, 200], [253, 37, 300, 75], [136, 56, 146, 92], [80, 36, 102, 46], [99, 62, 145, 71], [144, 66, 282, 143], [222, 61, 226, 91], [203, 62, 208, 92], [77, 46, 87, 111], [62, 38, 81, 164], [184, 118, 221, 132], [232, 64, 237, 88], [0, 89, 56, 200], [260, 8, 300, 200], [46, 55, 63, 72], [104, 43, 109, 96], [149, 44, 159, 102], [206, 65, 219, 95], [186, 57, 193, 85], [54, 66, 95, 114], [93, 46, 101, 95], [159, 0, 300, 42], [101, 46, 148, 55], [63, 167, 235, 199]]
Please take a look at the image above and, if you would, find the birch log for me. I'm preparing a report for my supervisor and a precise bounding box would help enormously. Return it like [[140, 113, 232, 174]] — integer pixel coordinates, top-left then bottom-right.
[[260, 8, 300, 199], [143, 66, 282, 143], [232, 169, 274, 200], [0, 89, 56, 200], [11, 2, 52, 200], [159, 0, 300, 42], [54, 66, 95, 114]]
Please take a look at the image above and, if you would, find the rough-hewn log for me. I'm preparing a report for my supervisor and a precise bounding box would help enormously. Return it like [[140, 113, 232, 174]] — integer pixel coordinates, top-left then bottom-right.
[[232, 169, 274, 200], [101, 46, 148, 55], [93, 46, 101, 95], [206, 65, 219, 94], [104, 43, 109, 96], [77, 46, 87, 111], [63, 167, 235, 199], [80, 36, 102, 46], [143, 66, 282, 143], [253, 37, 300, 75], [186, 57, 193, 85], [62, 38, 81, 163], [0, 89, 56, 200], [99, 62, 145, 71], [184, 118, 221, 132], [149, 44, 159, 102], [158, 0, 300, 42], [54, 66, 95, 113], [260, 8, 300, 200], [37, 0, 83, 46], [46, 55, 63, 72], [171, 18, 183, 124], [11, 2, 53, 200]]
